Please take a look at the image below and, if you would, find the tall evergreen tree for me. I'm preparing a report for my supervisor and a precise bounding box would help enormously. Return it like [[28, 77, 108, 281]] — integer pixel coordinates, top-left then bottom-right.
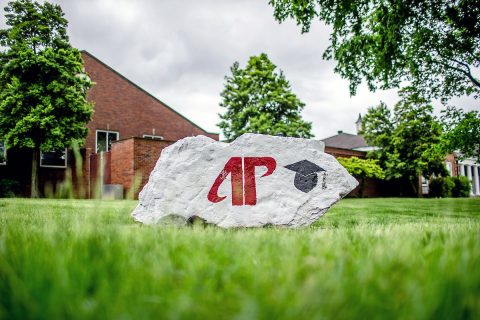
[[218, 53, 313, 141], [0, 0, 93, 197]]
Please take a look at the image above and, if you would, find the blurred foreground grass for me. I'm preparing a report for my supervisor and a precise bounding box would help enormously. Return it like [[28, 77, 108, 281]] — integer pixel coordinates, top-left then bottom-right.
[[0, 198, 479, 319]]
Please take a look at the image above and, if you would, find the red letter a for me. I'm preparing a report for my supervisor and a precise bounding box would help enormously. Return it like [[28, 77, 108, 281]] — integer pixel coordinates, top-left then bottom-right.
[[207, 157, 243, 205]]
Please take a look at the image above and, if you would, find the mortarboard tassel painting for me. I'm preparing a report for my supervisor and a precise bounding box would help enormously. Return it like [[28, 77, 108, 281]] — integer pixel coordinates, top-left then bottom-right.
[[284, 159, 327, 193]]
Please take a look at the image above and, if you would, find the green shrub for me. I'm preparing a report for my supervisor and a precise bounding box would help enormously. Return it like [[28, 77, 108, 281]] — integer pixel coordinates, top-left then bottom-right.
[[337, 157, 385, 197], [337, 157, 385, 179], [0, 179, 20, 197], [451, 176, 471, 197], [428, 177, 455, 198]]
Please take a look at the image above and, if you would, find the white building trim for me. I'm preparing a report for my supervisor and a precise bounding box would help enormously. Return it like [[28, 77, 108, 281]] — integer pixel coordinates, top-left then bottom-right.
[[457, 157, 480, 196], [474, 166, 479, 196]]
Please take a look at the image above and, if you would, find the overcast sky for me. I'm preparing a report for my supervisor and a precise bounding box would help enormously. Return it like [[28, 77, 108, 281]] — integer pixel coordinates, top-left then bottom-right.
[[1, 0, 478, 139]]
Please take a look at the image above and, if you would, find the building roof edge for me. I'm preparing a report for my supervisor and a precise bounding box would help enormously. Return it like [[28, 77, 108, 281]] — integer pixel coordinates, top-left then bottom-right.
[[80, 50, 219, 136]]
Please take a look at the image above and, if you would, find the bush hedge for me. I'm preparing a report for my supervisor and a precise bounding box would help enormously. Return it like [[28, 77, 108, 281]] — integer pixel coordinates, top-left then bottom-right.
[[428, 176, 471, 198], [451, 176, 471, 197], [0, 179, 21, 197]]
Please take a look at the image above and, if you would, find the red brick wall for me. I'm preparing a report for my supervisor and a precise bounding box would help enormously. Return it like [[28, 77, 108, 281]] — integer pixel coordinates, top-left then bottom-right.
[[110, 138, 173, 198], [82, 51, 219, 153], [133, 138, 172, 198], [110, 139, 134, 193], [348, 178, 383, 198]]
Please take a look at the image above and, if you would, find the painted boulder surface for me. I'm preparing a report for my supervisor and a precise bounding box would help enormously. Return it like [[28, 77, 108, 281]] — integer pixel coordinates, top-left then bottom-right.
[[132, 133, 358, 228]]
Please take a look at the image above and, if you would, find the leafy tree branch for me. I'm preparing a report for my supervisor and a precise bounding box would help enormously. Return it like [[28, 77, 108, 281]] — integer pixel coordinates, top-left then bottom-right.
[[268, 0, 480, 100]]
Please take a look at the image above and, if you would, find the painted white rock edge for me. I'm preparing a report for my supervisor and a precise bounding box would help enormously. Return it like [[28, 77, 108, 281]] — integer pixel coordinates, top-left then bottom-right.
[[132, 133, 358, 228]]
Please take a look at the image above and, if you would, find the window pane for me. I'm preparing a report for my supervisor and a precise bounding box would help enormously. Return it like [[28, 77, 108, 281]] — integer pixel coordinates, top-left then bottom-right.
[[143, 135, 164, 140], [107, 132, 118, 151], [97, 131, 107, 152], [41, 150, 67, 167]]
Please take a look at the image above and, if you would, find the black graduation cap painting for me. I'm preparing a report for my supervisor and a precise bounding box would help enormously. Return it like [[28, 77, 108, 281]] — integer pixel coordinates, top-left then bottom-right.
[[284, 160, 326, 193]]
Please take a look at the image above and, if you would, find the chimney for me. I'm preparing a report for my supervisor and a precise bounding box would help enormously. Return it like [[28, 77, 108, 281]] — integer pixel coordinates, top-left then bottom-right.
[[355, 113, 362, 134]]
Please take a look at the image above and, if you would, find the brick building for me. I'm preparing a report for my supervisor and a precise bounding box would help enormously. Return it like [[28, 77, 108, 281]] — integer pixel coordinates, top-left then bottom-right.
[[0, 51, 218, 198]]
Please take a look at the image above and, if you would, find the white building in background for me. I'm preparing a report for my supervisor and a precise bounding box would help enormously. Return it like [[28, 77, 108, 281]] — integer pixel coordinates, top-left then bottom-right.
[[457, 157, 480, 196]]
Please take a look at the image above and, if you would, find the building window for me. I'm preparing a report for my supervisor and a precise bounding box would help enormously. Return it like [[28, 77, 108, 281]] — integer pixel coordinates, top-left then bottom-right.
[[421, 176, 429, 195], [96, 130, 119, 153], [0, 141, 6, 165], [40, 149, 67, 168], [143, 134, 164, 140]]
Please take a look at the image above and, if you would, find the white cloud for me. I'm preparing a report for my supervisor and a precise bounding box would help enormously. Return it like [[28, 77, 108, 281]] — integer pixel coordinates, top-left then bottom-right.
[[1, 0, 478, 139]]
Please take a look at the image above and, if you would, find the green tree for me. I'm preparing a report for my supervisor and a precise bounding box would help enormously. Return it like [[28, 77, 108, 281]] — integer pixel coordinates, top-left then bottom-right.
[[268, 0, 479, 100], [361, 89, 447, 195], [218, 53, 313, 141], [441, 106, 480, 162], [0, 0, 93, 197], [337, 156, 385, 197]]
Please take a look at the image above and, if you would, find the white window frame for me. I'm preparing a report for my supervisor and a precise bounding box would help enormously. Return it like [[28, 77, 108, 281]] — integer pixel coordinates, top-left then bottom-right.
[[40, 148, 68, 168], [96, 130, 119, 153], [0, 141, 6, 165], [421, 176, 429, 195], [142, 134, 164, 140], [445, 161, 453, 176]]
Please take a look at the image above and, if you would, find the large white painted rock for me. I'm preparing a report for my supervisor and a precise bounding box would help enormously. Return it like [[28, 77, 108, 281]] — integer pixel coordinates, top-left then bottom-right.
[[132, 133, 358, 228]]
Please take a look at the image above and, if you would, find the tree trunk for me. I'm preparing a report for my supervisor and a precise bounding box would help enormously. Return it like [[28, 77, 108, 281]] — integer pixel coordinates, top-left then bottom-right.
[[31, 148, 40, 198], [409, 177, 419, 198]]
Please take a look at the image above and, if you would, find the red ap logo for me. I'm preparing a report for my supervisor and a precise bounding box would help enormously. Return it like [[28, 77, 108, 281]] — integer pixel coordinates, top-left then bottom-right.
[[207, 157, 276, 206]]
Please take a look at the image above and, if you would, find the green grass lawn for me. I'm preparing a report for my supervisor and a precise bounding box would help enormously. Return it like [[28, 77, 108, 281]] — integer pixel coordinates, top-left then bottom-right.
[[0, 198, 479, 319]]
